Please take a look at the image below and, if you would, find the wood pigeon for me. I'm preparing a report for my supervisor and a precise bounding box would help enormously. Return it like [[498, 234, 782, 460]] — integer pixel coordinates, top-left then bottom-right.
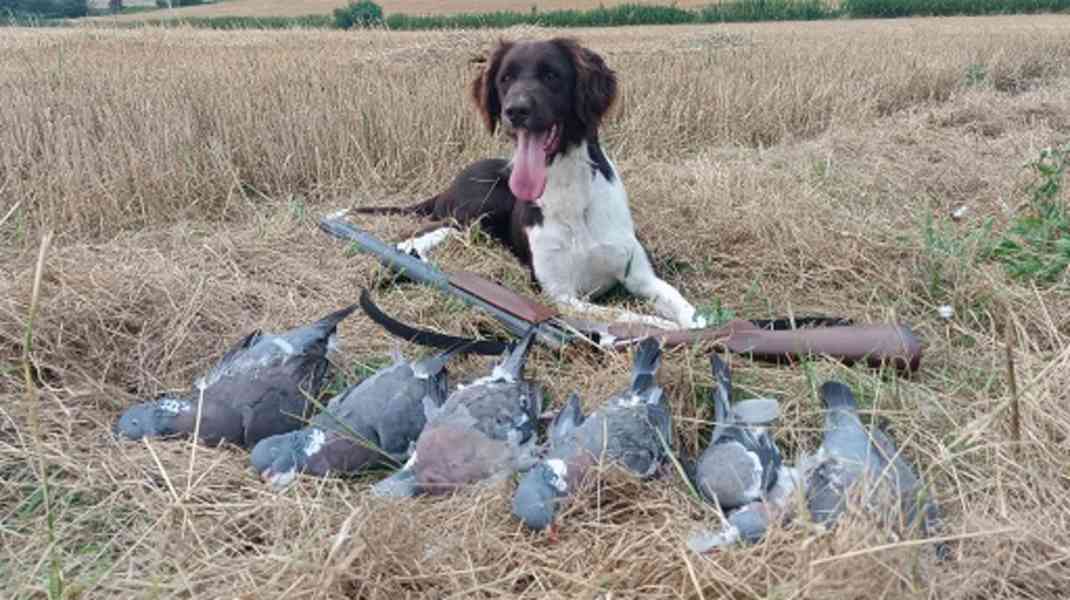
[[800, 381, 944, 547], [372, 327, 543, 498], [249, 343, 469, 490], [113, 303, 358, 449], [512, 336, 673, 534], [693, 354, 783, 512]]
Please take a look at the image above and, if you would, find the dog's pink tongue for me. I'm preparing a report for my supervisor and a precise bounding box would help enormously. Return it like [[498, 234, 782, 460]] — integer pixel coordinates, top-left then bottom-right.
[[509, 130, 550, 202]]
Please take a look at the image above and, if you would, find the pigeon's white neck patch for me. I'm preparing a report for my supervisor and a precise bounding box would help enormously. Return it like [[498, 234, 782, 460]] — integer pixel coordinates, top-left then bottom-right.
[[744, 451, 764, 500], [272, 337, 296, 355], [467, 364, 514, 388], [686, 523, 741, 554], [269, 468, 297, 490], [645, 388, 663, 406], [768, 465, 801, 508], [304, 428, 326, 456], [546, 459, 569, 493], [158, 398, 192, 415]]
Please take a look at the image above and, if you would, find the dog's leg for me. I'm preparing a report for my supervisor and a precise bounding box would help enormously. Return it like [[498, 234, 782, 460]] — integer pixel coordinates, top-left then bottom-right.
[[395, 223, 457, 262], [619, 243, 706, 329], [553, 294, 679, 330]]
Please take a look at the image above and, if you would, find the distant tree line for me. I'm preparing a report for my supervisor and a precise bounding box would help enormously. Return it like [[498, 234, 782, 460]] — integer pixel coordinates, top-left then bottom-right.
[[1, 0, 88, 18]]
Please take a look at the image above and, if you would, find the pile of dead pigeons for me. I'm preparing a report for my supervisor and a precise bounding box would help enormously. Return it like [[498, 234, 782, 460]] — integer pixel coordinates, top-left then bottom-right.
[[113, 304, 946, 557]]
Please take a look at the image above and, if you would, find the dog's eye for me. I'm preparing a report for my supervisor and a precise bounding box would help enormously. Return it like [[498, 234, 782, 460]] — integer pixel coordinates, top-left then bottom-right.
[[542, 71, 558, 83], [500, 73, 513, 84]]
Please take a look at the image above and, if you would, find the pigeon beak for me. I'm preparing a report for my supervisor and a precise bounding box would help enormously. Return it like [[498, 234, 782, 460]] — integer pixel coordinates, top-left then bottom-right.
[[259, 469, 274, 483]]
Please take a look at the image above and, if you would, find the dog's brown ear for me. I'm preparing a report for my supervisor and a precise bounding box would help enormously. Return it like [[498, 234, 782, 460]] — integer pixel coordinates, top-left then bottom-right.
[[555, 38, 618, 136], [470, 39, 512, 134]]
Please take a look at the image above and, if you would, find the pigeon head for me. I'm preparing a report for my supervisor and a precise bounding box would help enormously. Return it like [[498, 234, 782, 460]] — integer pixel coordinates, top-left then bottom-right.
[[250, 428, 323, 490], [113, 395, 190, 440], [512, 459, 568, 531]]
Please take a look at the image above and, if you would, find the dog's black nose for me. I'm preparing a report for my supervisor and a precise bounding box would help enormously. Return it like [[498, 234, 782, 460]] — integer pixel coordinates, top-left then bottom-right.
[[504, 104, 530, 128]]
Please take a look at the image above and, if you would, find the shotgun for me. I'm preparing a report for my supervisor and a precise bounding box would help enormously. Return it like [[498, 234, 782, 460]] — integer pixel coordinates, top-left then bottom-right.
[[319, 213, 923, 373]]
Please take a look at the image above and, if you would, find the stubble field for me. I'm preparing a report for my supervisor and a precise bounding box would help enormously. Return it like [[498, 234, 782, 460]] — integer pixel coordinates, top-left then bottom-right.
[[2, 15, 1070, 599], [92, 0, 719, 21]]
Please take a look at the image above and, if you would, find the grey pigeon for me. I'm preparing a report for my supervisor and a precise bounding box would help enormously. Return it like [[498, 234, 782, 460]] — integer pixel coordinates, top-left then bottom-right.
[[800, 381, 943, 544], [512, 336, 673, 532], [693, 354, 783, 512], [372, 327, 543, 498], [249, 343, 468, 490], [114, 304, 358, 449], [686, 464, 801, 554]]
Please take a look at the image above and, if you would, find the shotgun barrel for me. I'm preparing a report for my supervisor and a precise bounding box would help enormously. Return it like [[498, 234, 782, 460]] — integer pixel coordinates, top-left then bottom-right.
[[318, 215, 573, 349]]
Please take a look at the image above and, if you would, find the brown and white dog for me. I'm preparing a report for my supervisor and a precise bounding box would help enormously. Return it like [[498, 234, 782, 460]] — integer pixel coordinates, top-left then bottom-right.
[[354, 37, 706, 330]]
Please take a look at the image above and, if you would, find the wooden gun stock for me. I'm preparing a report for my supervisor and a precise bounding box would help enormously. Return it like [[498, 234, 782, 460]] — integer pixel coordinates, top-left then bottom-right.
[[589, 320, 922, 373]]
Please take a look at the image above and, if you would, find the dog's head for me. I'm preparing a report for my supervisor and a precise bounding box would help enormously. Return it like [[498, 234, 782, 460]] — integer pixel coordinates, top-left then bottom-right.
[[470, 38, 618, 202]]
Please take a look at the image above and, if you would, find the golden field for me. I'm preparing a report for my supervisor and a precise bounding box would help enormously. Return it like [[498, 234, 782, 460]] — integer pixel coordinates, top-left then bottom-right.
[[93, 0, 719, 21], [3, 15, 1070, 599]]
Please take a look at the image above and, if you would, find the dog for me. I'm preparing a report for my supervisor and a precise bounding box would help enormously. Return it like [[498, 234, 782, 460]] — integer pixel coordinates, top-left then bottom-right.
[[353, 37, 706, 331]]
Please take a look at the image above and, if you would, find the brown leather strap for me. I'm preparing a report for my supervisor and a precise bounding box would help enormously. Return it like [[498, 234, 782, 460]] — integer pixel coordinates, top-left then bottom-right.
[[358, 288, 509, 356]]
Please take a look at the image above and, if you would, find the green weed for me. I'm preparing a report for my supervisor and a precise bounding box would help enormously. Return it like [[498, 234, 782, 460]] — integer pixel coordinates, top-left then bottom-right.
[[919, 211, 997, 299], [286, 196, 306, 221], [696, 297, 737, 327], [992, 144, 1070, 285], [965, 63, 988, 87]]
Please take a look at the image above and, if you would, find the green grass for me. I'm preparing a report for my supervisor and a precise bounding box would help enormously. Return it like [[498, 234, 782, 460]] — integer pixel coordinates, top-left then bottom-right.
[[841, 0, 1070, 18], [383, 2, 831, 30], [695, 297, 738, 327], [919, 211, 998, 299], [134, 14, 334, 28], [991, 144, 1070, 285], [698, 0, 832, 21]]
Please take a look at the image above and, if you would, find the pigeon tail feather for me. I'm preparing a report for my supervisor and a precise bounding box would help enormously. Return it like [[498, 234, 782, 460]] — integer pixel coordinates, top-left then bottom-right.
[[709, 354, 732, 442], [550, 392, 585, 444], [311, 302, 361, 333], [414, 339, 473, 379], [819, 381, 858, 411], [629, 336, 663, 392], [499, 325, 538, 380]]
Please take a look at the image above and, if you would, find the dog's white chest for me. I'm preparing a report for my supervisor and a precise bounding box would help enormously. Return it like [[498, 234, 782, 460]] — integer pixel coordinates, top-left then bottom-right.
[[526, 148, 636, 299]]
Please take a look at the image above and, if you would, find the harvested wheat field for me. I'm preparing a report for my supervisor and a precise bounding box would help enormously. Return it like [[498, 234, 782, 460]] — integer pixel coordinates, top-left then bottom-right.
[[95, 0, 717, 22], [3, 14, 1070, 599]]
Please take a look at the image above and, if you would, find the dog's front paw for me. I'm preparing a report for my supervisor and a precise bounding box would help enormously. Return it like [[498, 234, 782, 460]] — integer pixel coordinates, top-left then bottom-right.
[[688, 313, 709, 330], [677, 307, 708, 330], [395, 239, 428, 262]]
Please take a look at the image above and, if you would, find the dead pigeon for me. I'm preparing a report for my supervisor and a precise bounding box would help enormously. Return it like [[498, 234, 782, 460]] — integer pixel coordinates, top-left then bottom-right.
[[512, 336, 672, 533], [800, 381, 943, 545], [113, 304, 358, 449], [249, 343, 471, 490], [693, 354, 783, 512], [372, 327, 543, 497], [686, 464, 801, 554]]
